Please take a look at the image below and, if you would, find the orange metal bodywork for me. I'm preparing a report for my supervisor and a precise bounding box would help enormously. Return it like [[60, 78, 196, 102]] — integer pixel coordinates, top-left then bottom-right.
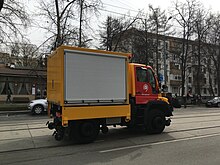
[[47, 46, 165, 126], [47, 46, 131, 125]]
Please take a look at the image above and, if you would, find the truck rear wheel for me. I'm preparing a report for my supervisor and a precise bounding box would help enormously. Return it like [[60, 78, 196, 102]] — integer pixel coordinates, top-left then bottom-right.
[[145, 109, 166, 134], [70, 120, 100, 144]]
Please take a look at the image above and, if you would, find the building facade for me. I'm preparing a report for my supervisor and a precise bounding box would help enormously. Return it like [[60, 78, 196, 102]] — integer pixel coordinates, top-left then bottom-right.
[[0, 53, 46, 102], [112, 28, 218, 97]]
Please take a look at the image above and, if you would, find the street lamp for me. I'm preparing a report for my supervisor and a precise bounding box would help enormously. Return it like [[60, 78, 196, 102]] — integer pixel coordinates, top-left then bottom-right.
[[163, 16, 172, 87]]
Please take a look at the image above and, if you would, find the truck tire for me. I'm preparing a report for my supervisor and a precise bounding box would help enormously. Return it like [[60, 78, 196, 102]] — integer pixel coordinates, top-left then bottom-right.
[[70, 120, 100, 144], [145, 109, 166, 134]]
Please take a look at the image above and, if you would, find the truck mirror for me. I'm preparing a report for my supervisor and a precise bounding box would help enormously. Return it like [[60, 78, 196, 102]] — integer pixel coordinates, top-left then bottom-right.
[[162, 84, 168, 92]]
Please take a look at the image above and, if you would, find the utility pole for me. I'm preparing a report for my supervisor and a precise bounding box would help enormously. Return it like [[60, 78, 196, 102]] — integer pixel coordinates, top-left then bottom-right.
[[55, 0, 61, 48], [79, 0, 83, 47]]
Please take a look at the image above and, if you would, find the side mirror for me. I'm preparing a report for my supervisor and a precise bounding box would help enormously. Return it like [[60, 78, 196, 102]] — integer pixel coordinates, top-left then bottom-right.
[[162, 84, 168, 92]]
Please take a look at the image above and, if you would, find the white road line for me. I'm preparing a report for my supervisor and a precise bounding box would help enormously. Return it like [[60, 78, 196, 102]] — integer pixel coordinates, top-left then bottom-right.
[[99, 132, 220, 153]]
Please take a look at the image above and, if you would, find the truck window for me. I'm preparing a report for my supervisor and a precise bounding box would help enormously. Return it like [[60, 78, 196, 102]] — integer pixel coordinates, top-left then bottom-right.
[[147, 69, 157, 93], [136, 67, 148, 82]]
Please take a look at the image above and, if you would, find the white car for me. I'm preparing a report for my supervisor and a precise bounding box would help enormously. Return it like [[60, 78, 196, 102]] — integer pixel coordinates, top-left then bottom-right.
[[28, 99, 48, 115]]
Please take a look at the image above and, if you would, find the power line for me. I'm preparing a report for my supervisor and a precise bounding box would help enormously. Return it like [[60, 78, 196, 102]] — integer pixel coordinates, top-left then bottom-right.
[[103, 3, 140, 13], [115, 0, 138, 11], [99, 8, 139, 19]]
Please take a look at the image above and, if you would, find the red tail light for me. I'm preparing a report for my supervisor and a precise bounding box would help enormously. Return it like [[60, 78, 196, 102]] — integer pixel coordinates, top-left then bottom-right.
[[56, 112, 61, 117]]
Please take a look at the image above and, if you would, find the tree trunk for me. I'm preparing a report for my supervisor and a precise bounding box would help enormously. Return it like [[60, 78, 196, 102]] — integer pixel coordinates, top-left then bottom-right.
[[79, 0, 83, 47], [55, 0, 61, 48], [196, 39, 201, 96], [144, 19, 149, 65]]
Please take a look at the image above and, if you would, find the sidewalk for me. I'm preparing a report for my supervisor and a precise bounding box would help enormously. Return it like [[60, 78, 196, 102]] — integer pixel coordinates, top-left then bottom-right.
[[0, 118, 57, 153], [0, 102, 29, 115]]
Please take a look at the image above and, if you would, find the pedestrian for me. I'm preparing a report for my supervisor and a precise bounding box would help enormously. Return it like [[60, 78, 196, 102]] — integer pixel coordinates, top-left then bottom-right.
[[6, 89, 11, 103], [36, 88, 41, 99], [183, 95, 187, 108], [197, 94, 201, 105], [187, 90, 192, 100], [43, 88, 47, 99]]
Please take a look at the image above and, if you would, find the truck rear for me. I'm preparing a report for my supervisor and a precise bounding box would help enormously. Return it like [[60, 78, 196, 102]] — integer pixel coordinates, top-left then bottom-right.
[[47, 46, 173, 143]]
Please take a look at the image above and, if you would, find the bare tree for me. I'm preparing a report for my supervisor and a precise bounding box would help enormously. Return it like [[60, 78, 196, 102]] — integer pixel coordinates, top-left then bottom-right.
[[99, 16, 123, 51], [148, 5, 171, 77], [9, 42, 39, 66], [132, 17, 152, 66], [193, 7, 212, 96], [172, 0, 199, 97], [206, 13, 220, 96], [38, 0, 78, 50], [76, 0, 101, 47], [0, 0, 29, 44], [99, 15, 138, 52], [37, 0, 101, 50]]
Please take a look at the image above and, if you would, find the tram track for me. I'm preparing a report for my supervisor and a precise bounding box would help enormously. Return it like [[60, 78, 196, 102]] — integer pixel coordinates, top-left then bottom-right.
[[0, 110, 220, 154], [0, 111, 220, 133], [1, 124, 220, 155]]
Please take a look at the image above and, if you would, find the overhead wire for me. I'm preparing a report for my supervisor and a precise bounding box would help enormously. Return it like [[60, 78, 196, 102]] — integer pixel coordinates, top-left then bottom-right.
[[1, 2, 182, 49], [102, 2, 140, 13]]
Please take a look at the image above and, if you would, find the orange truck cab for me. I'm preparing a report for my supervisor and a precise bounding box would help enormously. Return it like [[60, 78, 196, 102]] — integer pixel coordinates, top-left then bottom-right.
[[47, 46, 173, 144]]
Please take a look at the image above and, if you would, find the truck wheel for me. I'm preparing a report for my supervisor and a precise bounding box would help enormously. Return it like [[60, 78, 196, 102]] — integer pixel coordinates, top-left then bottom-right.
[[145, 110, 166, 134], [32, 105, 43, 115], [70, 120, 100, 144]]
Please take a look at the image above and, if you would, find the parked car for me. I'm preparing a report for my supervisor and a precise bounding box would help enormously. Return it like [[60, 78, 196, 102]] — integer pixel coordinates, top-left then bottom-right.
[[165, 93, 181, 108], [206, 97, 220, 107], [28, 99, 48, 115]]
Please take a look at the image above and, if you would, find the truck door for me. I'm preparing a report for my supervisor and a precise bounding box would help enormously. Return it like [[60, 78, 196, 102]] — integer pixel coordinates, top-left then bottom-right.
[[135, 66, 159, 104]]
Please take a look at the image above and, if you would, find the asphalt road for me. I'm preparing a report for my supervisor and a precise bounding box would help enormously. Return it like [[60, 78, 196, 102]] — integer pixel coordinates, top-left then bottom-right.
[[0, 107, 220, 165]]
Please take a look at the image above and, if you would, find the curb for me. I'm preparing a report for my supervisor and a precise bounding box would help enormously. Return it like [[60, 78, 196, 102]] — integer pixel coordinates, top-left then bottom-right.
[[0, 110, 29, 116]]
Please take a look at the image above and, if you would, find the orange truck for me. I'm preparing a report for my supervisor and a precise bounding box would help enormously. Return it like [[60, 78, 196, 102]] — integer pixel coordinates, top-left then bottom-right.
[[47, 46, 173, 144]]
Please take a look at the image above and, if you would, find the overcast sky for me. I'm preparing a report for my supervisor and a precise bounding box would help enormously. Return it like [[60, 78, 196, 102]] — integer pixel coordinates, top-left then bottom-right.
[[26, 0, 220, 48]]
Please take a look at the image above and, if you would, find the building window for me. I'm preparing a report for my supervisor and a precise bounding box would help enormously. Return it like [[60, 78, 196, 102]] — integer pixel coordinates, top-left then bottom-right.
[[159, 52, 162, 60], [187, 56, 191, 63], [188, 67, 191, 73], [188, 77, 192, 83], [158, 40, 162, 48], [204, 88, 207, 94], [165, 42, 168, 50], [174, 75, 181, 80], [175, 64, 180, 69], [204, 78, 206, 84], [173, 54, 176, 61], [172, 87, 179, 94]]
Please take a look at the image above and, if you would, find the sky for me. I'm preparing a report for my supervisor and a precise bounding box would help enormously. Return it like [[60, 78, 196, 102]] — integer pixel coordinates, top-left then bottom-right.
[[26, 0, 220, 49]]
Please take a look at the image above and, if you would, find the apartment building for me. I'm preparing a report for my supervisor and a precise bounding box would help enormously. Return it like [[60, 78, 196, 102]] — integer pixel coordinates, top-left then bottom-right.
[[112, 28, 218, 97]]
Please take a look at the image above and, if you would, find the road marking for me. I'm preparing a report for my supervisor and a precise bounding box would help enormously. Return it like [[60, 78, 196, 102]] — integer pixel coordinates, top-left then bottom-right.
[[99, 132, 220, 153]]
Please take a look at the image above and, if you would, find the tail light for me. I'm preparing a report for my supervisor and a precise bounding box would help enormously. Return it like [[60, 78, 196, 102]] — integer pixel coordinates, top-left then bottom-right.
[[56, 112, 61, 118]]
